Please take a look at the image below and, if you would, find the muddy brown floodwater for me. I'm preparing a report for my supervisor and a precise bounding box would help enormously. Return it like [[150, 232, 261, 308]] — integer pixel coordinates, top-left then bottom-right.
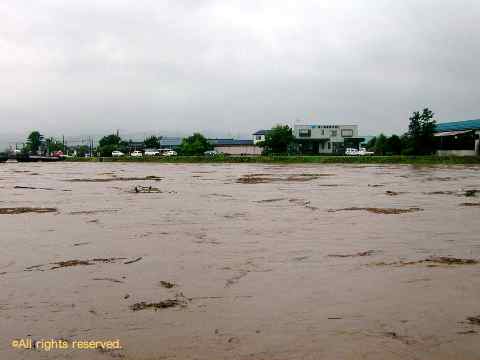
[[1, 162, 480, 360]]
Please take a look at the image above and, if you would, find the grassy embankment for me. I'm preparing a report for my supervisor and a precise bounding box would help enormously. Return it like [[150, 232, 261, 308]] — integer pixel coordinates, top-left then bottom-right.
[[67, 155, 480, 165]]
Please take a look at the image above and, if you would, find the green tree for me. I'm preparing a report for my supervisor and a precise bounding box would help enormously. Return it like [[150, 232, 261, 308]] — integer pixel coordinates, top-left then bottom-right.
[[374, 134, 387, 155], [98, 134, 124, 156], [385, 135, 402, 155], [98, 144, 115, 157], [419, 108, 436, 154], [400, 134, 410, 154], [179, 133, 212, 155], [75, 145, 90, 157], [407, 111, 422, 155], [260, 125, 295, 154], [144, 136, 161, 149], [406, 108, 436, 155], [99, 134, 121, 147], [365, 137, 376, 151], [45, 137, 65, 154], [26, 131, 44, 154]]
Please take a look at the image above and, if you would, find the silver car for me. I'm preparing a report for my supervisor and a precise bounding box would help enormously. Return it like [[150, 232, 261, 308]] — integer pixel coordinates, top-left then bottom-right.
[[144, 149, 160, 156]]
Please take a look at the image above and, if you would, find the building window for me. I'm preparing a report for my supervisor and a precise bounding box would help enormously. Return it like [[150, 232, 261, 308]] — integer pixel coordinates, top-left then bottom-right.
[[327, 142, 331, 149], [331, 130, 337, 137], [255, 135, 262, 140], [341, 129, 353, 137], [298, 129, 311, 137]]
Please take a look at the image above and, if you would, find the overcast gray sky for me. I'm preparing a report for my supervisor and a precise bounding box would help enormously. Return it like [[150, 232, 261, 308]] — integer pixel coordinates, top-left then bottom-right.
[[1, 0, 479, 138]]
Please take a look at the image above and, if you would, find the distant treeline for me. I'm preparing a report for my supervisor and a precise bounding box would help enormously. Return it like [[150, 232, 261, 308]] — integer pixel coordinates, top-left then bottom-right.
[[365, 108, 437, 155], [16, 107, 438, 158]]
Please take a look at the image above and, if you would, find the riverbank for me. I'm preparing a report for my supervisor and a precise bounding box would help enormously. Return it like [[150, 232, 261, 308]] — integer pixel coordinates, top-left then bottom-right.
[[66, 155, 480, 165]]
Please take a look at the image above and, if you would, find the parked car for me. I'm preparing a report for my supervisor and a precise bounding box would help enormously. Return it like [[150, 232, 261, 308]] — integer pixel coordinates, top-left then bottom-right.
[[345, 147, 374, 156], [345, 148, 359, 156], [163, 150, 178, 157], [112, 150, 124, 157], [357, 147, 374, 156], [144, 148, 160, 156], [130, 150, 143, 157], [204, 150, 219, 156]]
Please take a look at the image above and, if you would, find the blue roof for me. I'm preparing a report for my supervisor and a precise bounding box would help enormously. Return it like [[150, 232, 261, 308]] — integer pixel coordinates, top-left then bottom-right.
[[252, 130, 269, 135], [209, 139, 254, 146], [435, 119, 480, 132]]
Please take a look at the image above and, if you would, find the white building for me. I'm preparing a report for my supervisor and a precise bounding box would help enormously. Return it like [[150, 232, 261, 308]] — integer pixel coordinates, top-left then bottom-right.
[[252, 130, 268, 144], [293, 124, 362, 154]]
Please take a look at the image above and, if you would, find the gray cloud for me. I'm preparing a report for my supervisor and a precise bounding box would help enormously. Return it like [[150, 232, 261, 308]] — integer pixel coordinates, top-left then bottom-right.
[[1, 0, 479, 138]]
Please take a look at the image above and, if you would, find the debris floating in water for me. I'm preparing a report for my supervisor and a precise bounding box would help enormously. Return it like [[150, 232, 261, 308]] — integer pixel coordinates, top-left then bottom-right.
[[460, 202, 480, 207], [51, 260, 93, 269], [0, 207, 57, 215], [423, 189, 480, 197], [467, 316, 480, 325], [237, 173, 332, 184], [24, 257, 129, 271], [464, 190, 480, 197], [372, 256, 479, 267], [72, 242, 91, 247], [328, 250, 380, 258], [254, 198, 287, 203], [92, 277, 125, 283], [385, 190, 401, 196], [124, 257, 143, 265], [51, 257, 127, 270], [328, 207, 423, 214], [159, 281, 176, 289], [130, 294, 188, 311], [14, 186, 71, 191], [133, 186, 162, 193], [66, 175, 162, 182]]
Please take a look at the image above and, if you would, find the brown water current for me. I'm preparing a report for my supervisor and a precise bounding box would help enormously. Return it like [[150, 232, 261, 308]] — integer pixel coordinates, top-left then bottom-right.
[[1, 162, 480, 359]]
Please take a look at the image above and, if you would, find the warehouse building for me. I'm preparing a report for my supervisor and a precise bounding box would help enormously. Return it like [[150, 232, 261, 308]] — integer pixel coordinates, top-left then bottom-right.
[[435, 119, 480, 156], [209, 139, 262, 156]]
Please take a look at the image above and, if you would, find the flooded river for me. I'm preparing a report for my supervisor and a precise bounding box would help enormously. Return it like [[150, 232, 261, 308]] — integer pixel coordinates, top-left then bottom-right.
[[1, 162, 480, 359]]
